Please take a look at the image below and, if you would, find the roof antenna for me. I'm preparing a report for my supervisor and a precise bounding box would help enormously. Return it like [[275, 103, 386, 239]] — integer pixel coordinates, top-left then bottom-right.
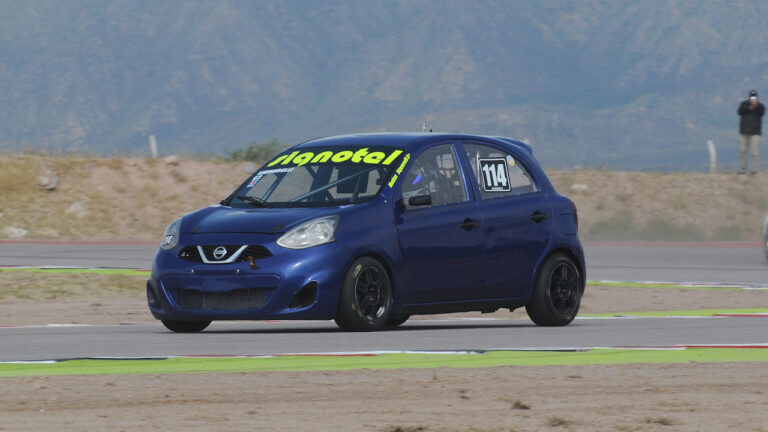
[[421, 118, 433, 133]]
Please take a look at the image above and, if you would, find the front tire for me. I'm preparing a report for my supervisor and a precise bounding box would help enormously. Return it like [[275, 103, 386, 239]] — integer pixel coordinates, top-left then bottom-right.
[[162, 320, 211, 333], [526, 253, 583, 326], [384, 315, 410, 327], [334, 257, 393, 331]]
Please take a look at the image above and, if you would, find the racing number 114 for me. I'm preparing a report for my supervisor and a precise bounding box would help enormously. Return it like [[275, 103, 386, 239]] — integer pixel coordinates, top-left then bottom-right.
[[482, 162, 508, 188], [478, 158, 511, 192]]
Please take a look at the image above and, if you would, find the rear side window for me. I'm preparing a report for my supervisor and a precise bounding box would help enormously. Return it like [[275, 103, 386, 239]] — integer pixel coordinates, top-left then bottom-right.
[[462, 143, 537, 200]]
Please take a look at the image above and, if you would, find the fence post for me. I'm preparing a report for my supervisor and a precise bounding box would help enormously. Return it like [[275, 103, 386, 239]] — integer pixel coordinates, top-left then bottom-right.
[[707, 140, 717, 173], [149, 135, 158, 158]]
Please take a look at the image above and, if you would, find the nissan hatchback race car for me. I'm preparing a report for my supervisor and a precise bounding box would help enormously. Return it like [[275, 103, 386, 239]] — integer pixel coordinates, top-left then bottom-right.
[[147, 133, 585, 332]]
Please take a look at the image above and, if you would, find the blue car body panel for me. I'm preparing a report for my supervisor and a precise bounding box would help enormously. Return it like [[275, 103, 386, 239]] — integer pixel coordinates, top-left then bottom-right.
[[147, 133, 585, 322]]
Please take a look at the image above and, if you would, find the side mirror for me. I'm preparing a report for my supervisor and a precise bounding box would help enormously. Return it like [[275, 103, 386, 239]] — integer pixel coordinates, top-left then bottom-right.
[[408, 194, 432, 206]]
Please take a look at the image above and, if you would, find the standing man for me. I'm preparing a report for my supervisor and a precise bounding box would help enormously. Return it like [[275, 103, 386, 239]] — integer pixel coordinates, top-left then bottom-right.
[[738, 89, 765, 175]]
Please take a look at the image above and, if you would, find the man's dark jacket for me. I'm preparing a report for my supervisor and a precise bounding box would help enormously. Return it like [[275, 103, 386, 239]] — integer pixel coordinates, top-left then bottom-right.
[[738, 101, 765, 135]]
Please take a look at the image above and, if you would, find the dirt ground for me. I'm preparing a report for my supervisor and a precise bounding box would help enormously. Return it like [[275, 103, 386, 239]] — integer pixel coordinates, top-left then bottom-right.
[[2, 285, 768, 431], [2, 361, 767, 431]]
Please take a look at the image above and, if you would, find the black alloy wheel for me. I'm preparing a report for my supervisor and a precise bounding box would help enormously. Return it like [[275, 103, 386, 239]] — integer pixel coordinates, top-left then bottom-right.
[[526, 253, 583, 326], [548, 262, 580, 316], [355, 266, 388, 319], [335, 257, 393, 331]]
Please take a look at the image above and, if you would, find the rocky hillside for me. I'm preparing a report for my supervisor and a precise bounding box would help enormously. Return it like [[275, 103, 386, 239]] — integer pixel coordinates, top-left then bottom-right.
[[1, 155, 765, 242]]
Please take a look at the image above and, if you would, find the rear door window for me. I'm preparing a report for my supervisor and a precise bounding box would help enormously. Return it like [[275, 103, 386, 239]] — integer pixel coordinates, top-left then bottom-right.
[[462, 143, 537, 200]]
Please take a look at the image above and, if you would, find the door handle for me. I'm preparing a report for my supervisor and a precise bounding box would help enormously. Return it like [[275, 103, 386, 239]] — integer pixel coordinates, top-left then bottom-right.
[[529, 211, 548, 223], [460, 218, 480, 231]]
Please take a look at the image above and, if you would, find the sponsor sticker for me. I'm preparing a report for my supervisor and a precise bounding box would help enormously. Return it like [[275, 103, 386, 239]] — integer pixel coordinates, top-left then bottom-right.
[[479, 158, 511, 192], [267, 148, 404, 168], [388, 153, 411, 188], [247, 174, 263, 187], [246, 167, 294, 187]]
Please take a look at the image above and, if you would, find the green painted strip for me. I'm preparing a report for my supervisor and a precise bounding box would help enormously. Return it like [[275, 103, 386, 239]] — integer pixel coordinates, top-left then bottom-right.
[[587, 280, 742, 291], [2, 349, 767, 377], [0, 268, 148, 276], [582, 308, 768, 318]]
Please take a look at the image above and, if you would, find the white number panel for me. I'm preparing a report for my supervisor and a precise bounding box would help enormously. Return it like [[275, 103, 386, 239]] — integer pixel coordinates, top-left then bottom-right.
[[478, 158, 511, 192]]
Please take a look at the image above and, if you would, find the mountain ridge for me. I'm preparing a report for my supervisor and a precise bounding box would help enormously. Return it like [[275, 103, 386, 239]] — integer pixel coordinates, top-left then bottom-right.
[[1, 1, 767, 169]]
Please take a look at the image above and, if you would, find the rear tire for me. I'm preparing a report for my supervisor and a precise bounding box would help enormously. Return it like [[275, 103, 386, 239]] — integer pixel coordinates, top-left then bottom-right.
[[334, 257, 393, 331], [526, 253, 582, 326], [162, 320, 211, 333]]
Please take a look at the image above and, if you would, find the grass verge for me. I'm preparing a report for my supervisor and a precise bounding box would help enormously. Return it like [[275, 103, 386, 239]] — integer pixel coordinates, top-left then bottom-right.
[[0, 270, 146, 300], [587, 280, 746, 291], [582, 309, 768, 317], [2, 349, 768, 377]]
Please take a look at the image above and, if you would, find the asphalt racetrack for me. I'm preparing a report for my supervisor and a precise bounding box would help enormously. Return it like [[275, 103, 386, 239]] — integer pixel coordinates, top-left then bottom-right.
[[2, 240, 766, 284], [1, 241, 767, 362]]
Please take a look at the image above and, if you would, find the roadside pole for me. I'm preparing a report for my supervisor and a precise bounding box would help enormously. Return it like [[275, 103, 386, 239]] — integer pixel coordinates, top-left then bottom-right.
[[707, 140, 717, 173], [149, 135, 158, 158]]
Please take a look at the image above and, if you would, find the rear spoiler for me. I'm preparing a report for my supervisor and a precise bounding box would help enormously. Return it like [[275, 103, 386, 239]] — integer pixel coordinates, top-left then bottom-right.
[[489, 137, 533, 155]]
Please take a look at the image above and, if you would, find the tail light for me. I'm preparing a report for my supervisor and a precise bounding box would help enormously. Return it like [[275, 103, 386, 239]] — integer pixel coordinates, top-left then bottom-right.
[[572, 200, 579, 230]]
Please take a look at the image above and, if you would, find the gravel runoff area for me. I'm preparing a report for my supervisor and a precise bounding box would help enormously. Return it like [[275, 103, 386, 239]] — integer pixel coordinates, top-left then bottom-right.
[[2, 283, 768, 431]]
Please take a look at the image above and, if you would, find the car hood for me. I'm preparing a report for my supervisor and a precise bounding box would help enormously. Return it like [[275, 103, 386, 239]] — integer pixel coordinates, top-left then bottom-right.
[[180, 205, 341, 234]]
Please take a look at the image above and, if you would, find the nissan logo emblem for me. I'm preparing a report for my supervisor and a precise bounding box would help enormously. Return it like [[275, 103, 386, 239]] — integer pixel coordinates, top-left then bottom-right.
[[212, 246, 227, 260]]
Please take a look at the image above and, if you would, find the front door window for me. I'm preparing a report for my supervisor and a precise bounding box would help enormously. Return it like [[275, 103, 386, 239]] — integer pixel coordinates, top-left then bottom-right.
[[401, 144, 467, 210]]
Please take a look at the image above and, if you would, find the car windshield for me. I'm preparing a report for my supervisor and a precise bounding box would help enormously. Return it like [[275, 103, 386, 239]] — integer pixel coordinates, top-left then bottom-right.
[[228, 146, 406, 208]]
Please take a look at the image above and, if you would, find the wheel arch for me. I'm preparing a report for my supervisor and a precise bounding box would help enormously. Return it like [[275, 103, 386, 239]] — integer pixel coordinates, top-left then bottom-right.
[[538, 247, 586, 289]]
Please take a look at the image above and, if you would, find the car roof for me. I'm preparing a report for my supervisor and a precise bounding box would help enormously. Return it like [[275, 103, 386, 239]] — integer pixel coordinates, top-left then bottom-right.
[[294, 133, 532, 154]]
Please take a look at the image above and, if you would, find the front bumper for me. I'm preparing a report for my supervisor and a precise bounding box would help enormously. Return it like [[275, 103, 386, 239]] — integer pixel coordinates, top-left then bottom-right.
[[147, 232, 353, 321]]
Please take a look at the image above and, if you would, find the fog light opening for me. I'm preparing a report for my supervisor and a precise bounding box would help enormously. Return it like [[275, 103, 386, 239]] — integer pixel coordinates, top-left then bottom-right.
[[289, 282, 318, 309], [147, 283, 161, 308]]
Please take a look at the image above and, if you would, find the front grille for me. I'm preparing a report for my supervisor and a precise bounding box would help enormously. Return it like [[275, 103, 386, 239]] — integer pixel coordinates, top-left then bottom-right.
[[179, 246, 201, 261], [178, 288, 267, 310], [177, 245, 272, 263], [240, 245, 272, 260], [200, 245, 241, 262]]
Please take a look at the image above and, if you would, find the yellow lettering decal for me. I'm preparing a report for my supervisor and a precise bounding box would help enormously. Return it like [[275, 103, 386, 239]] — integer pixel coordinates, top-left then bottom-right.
[[387, 153, 410, 188], [267, 154, 288, 167], [331, 151, 354, 163], [270, 148, 405, 167], [293, 152, 314, 167], [281, 151, 300, 165], [382, 150, 404, 165], [351, 148, 369, 163], [363, 152, 385, 164], [311, 151, 334, 163], [396, 154, 410, 174]]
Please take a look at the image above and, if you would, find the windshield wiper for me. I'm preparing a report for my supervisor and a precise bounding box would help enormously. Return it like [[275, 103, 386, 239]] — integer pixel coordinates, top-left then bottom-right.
[[236, 195, 274, 208]]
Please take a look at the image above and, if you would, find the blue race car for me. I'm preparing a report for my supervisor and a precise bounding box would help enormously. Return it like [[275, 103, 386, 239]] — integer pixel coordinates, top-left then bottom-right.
[[147, 133, 584, 332]]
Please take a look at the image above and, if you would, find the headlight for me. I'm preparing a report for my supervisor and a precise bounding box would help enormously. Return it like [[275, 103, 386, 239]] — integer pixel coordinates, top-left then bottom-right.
[[160, 218, 181, 250], [277, 215, 339, 249]]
